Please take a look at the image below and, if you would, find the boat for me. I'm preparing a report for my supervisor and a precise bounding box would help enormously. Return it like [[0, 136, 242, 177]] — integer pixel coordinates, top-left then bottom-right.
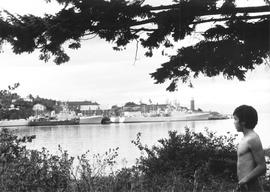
[[0, 119, 29, 127], [101, 117, 111, 124], [124, 111, 211, 123], [109, 110, 212, 124], [109, 116, 125, 123], [79, 115, 103, 124], [28, 103, 80, 126], [28, 117, 79, 126]]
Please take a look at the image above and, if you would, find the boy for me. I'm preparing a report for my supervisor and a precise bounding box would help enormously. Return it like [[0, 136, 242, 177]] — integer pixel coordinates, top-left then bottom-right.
[[233, 105, 266, 192]]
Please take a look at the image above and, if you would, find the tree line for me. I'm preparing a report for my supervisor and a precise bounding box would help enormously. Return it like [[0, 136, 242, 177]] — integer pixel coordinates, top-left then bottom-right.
[[0, 84, 59, 120]]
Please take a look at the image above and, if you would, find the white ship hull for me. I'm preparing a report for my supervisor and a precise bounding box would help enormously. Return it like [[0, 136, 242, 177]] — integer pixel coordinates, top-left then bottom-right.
[[0, 119, 29, 127], [110, 116, 125, 123], [79, 116, 103, 124], [111, 112, 211, 123]]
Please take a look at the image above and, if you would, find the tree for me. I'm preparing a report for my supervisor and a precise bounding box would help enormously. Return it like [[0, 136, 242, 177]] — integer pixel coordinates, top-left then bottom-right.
[[0, 0, 269, 91], [124, 101, 138, 107], [0, 84, 60, 119], [0, 83, 21, 119]]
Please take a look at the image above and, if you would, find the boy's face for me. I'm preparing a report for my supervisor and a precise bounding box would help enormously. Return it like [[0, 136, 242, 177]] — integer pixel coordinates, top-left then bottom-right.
[[233, 115, 243, 132]]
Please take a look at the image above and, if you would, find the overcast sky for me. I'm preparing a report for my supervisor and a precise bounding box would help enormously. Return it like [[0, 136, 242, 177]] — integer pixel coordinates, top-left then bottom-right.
[[0, 0, 269, 114]]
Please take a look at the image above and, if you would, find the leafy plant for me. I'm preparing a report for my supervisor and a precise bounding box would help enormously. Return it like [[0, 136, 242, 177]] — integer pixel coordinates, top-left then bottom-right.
[[0, 128, 74, 192], [132, 127, 238, 191], [1, 126, 268, 192]]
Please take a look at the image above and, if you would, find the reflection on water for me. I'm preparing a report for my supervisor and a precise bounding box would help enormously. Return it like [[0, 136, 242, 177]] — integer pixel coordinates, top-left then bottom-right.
[[9, 114, 270, 167]]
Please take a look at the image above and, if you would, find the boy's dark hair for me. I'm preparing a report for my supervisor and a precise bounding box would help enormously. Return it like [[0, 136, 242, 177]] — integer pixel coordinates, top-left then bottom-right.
[[233, 105, 258, 129]]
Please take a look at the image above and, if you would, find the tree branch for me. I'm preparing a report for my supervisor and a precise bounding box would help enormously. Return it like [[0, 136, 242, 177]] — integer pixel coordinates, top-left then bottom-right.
[[192, 14, 270, 24], [149, 4, 270, 15], [131, 28, 156, 32], [130, 6, 270, 28], [209, 5, 270, 15]]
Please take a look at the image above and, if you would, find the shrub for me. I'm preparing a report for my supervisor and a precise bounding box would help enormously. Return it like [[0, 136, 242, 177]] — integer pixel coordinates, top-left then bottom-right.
[[0, 128, 74, 192], [132, 127, 238, 191], [2, 127, 264, 192]]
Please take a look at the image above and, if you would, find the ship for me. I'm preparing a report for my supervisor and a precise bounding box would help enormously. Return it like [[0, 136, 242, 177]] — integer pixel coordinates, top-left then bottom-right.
[[79, 115, 103, 124], [28, 103, 79, 126], [0, 119, 29, 127], [28, 117, 79, 126], [109, 99, 229, 124], [109, 110, 230, 124], [109, 116, 125, 123], [113, 111, 212, 123]]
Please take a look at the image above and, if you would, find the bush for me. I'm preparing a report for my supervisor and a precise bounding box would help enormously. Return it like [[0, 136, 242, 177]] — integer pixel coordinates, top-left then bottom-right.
[[0, 128, 74, 192], [132, 127, 238, 191], [2, 127, 268, 192]]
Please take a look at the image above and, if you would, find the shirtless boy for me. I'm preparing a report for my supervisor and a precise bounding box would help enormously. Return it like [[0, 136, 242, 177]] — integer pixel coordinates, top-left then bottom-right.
[[233, 105, 266, 192]]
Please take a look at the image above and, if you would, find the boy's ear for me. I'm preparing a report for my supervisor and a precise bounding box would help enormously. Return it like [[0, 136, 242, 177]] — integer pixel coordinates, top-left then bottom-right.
[[240, 121, 246, 127]]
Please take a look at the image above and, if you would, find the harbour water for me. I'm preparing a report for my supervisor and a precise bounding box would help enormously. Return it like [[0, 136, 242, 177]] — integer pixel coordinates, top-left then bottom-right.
[[8, 113, 270, 168]]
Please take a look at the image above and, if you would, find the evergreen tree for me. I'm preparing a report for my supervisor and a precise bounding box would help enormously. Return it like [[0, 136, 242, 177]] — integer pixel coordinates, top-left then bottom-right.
[[0, 0, 269, 90]]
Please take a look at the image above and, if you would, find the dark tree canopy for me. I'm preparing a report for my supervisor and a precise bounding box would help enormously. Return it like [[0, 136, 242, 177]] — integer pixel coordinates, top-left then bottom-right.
[[0, 0, 270, 91]]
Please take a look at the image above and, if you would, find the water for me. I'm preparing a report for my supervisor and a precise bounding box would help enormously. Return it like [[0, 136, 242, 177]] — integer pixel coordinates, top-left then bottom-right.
[[8, 113, 270, 168]]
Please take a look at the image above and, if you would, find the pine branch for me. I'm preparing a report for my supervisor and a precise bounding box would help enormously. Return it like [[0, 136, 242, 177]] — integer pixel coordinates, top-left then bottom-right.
[[192, 14, 270, 24], [131, 6, 270, 27], [149, 4, 270, 15]]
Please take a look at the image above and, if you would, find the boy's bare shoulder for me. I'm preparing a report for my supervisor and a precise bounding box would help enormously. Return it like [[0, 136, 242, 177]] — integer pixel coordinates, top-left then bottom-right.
[[246, 132, 263, 148]]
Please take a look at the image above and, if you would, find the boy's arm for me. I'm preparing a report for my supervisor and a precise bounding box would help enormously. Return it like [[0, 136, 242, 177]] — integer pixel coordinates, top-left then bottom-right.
[[239, 137, 266, 185]]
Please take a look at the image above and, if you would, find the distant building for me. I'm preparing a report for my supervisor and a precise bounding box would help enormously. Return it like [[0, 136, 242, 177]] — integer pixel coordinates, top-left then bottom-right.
[[8, 104, 19, 111], [190, 98, 195, 111], [67, 101, 99, 110], [23, 95, 34, 102], [67, 101, 100, 115], [32, 103, 46, 116], [33, 103, 46, 111], [123, 103, 141, 112], [122, 103, 169, 113]]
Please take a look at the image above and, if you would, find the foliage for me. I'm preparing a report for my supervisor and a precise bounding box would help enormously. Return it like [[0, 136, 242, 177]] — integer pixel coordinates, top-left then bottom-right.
[[0, 127, 136, 192], [151, 18, 270, 91], [0, 83, 20, 110], [1, 1, 269, 91], [0, 128, 74, 192], [0, 84, 61, 120], [132, 128, 238, 190], [0, 83, 30, 120], [0, 127, 269, 191], [124, 102, 139, 107]]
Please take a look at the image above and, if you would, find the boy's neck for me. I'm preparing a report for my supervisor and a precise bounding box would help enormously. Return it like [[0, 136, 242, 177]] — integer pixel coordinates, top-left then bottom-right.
[[242, 127, 254, 136]]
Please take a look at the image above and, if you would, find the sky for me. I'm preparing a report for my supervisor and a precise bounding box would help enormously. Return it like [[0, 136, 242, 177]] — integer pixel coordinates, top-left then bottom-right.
[[0, 0, 270, 114]]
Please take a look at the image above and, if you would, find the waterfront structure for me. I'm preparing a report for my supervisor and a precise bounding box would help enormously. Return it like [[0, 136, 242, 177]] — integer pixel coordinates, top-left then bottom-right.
[[67, 101, 101, 116], [33, 103, 46, 111], [32, 103, 46, 116], [190, 98, 195, 111], [122, 102, 169, 114]]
